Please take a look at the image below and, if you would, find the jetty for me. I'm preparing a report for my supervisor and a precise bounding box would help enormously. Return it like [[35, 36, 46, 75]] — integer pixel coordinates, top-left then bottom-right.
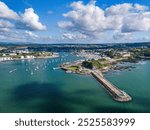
[[53, 67, 61, 70], [91, 70, 132, 102]]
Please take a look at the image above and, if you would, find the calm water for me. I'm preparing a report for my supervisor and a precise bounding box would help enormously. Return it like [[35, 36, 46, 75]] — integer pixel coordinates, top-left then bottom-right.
[[0, 53, 150, 113]]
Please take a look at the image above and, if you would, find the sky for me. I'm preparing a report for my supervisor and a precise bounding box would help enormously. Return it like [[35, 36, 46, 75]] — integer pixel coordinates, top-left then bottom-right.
[[0, 0, 150, 44]]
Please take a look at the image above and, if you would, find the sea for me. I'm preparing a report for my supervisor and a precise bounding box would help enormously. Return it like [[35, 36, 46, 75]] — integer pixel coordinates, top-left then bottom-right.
[[0, 52, 150, 113]]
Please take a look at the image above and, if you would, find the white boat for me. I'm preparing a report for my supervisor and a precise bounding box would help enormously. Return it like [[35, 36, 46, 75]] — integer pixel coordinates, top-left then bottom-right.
[[31, 71, 33, 75], [9, 69, 17, 73]]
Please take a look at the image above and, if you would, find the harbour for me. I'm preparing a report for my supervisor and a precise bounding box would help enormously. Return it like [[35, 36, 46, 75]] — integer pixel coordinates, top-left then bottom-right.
[[0, 53, 150, 112]]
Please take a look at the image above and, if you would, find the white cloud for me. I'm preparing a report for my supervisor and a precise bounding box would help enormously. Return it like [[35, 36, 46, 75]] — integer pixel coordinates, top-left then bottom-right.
[[0, 19, 14, 34], [59, 1, 109, 38], [58, 1, 150, 41], [122, 13, 150, 32], [0, 1, 46, 42], [0, 29, 41, 42], [0, 19, 14, 28], [0, 28, 11, 32], [105, 3, 132, 16], [0, 0, 150, 43], [113, 32, 133, 41], [134, 3, 148, 11], [25, 31, 38, 38], [0, 1, 46, 31], [0, 29, 26, 42], [0, 1, 19, 20], [17, 8, 46, 31], [62, 33, 87, 40], [105, 3, 148, 16], [58, 21, 74, 29]]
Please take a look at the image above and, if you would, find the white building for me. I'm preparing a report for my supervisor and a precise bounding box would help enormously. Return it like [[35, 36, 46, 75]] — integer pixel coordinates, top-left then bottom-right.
[[9, 53, 17, 56], [21, 56, 25, 59], [0, 57, 13, 61], [26, 55, 35, 59]]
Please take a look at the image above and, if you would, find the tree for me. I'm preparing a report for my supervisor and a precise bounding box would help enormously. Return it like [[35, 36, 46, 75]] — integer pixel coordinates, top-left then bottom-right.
[[82, 61, 93, 69]]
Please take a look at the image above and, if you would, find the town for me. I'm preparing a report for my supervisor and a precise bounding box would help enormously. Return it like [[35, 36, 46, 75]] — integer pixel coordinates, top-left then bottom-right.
[[61, 46, 150, 74], [0, 46, 59, 62]]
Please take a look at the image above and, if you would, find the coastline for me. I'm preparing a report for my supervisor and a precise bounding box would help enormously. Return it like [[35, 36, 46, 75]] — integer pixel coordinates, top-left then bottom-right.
[[0, 54, 59, 62]]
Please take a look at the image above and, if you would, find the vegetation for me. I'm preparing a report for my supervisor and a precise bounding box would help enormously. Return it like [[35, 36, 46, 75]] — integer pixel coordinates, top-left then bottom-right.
[[66, 66, 80, 71], [0, 51, 54, 59], [28, 52, 53, 57], [129, 48, 150, 59], [82, 59, 110, 70], [103, 49, 124, 59], [82, 61, 93, 69], [104, 49, 115, 58]]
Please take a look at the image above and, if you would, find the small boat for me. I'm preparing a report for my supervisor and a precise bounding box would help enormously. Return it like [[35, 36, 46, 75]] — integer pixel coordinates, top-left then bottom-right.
[[9, 69, 17, 73], [31, 71, 34, 75]]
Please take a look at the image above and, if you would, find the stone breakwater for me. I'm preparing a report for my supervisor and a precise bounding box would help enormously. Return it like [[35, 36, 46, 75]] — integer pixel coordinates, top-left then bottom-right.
[[91, 70, 132, 102]]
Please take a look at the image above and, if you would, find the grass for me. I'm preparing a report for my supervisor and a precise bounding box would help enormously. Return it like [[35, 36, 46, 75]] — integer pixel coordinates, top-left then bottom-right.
[[67, 66, 80, 71], [91, 59, 110, 69]]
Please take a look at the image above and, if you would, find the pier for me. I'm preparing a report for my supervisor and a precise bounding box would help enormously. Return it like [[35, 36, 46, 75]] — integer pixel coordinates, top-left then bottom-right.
[[53, 67, 61, 70], [91, 70, 132, 102]]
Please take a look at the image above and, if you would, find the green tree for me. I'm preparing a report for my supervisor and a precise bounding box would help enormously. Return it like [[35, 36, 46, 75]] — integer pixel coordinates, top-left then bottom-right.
[[82, 61, 93, 69]]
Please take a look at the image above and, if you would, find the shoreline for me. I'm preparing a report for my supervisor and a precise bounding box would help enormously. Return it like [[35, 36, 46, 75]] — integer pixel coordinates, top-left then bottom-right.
[[0, 55, 59, 63]]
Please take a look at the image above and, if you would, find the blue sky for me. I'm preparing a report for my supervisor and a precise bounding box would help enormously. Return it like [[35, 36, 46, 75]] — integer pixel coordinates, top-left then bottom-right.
[[0, 0, 150, 43]]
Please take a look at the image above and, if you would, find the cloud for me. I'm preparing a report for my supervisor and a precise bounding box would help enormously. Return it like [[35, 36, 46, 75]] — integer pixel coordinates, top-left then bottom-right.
[[0, 19, 14, 28], [0, 28, 11, 32], [0, 29, 40, 42], [23, 31, 54, 43], [59, 1, 109, 38], [62, 33, 87, 40], [105, 3, 133, 16], [0, 1, 46, 42], [0, 1, 19, 20], [0, 0, 150, 43], [0, 19, 14, 34], [122, 13, 150, 33], [58, 21, 74, 29], [134, 3, 148, 11], [25, 31, 39, 38], [16, 8, 46, 31], [0, 1, 46, 31], [0, 29, 26, 42], [113, 32, 133, 41], [58, 1, 150, 41]]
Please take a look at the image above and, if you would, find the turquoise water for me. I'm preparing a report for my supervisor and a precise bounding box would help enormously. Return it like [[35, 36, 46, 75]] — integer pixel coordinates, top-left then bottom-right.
[[0, 53, 150, 113]]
